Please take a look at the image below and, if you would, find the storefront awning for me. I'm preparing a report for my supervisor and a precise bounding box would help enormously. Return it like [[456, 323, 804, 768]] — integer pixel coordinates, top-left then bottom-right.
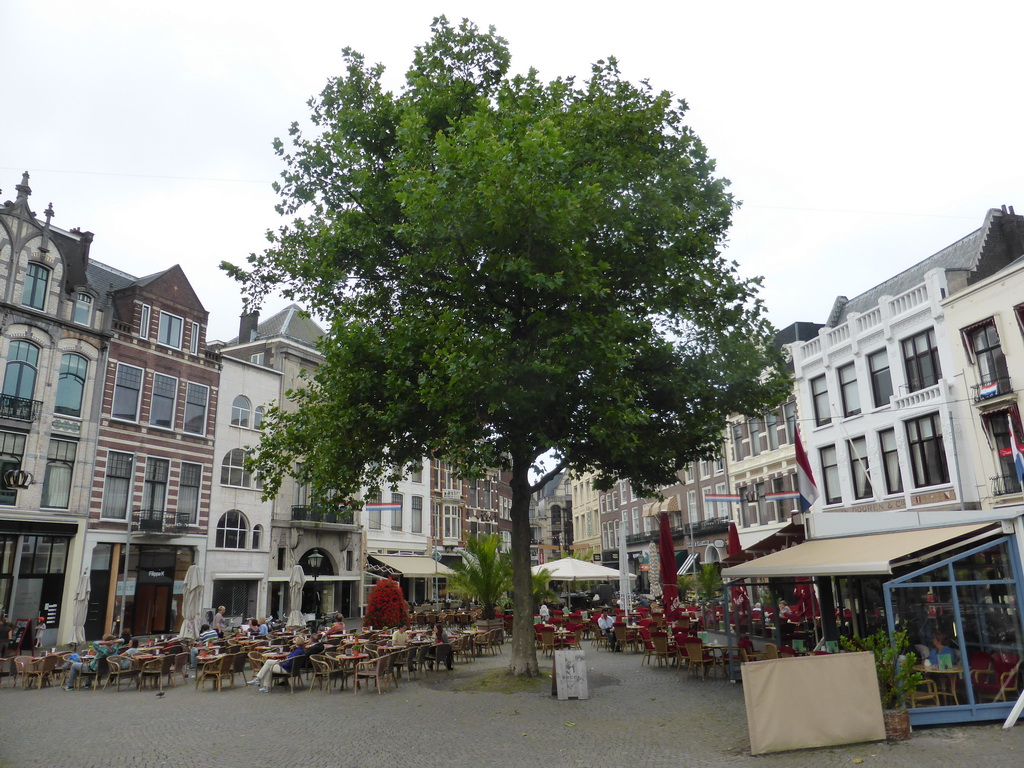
[[721, 523, 999, 579], [369, 555, 454, 577]]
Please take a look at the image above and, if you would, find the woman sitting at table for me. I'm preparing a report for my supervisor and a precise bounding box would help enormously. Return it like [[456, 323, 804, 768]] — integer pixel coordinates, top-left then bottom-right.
[[325, 614, 347, 638], [249, 637, 308, 693], [929, 632, 956, 667]]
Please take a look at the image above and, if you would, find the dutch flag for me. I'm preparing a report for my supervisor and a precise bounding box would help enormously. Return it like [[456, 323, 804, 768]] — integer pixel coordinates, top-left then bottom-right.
[[1009, 415, 1024, 489], [795, 426, 819, 512]]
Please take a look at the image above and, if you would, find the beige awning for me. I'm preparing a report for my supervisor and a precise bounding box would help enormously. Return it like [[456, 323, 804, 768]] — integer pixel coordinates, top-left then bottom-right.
[[721, 523, 999, 579], [370, 555, 454, 577]]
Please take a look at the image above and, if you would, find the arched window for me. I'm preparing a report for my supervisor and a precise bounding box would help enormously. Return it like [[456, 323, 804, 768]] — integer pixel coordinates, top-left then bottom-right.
[[2, 341, 40, 400], [215, 510, 249, 548], [230, 395, 251, 428], [220, 449, 251, 488], [251, 524, 263, 550], [253, 405, 265, 430], [23, 263, 49, 310], [55, 353, 88, 417]]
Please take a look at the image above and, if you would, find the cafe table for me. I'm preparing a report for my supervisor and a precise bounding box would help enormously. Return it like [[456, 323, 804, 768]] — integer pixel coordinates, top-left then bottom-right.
[[914, 664, 962, 705]]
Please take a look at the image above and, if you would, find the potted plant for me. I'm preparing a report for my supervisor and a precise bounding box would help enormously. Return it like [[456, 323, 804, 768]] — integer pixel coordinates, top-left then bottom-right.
[[839, 628, 924, 740], [363, 577, 410, 629]]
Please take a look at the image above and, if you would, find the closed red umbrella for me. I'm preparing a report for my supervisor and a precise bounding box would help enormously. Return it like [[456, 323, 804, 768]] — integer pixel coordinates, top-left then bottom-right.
[[727, 523, 750, 624], [658, 512, 680, 620]]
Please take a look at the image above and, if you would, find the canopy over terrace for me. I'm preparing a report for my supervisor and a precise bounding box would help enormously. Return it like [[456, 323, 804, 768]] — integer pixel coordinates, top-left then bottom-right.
[[531, 558, 630, 582], [721, 522, 1000, 579], [366, 555, 454, 605]]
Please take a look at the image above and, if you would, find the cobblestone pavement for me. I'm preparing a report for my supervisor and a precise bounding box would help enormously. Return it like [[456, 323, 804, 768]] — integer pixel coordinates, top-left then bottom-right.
[[3, 646, 1024, 768]]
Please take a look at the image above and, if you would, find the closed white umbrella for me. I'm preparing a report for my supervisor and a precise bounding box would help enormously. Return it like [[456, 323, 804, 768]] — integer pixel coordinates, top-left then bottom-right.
[[70, 568, 90, 647], [287, 565, 306, 627], [179, 565, 203, 639]]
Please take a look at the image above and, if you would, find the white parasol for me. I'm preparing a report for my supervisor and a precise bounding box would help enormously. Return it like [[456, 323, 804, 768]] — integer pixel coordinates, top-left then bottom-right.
[[287, 565, 306, 627], [531, 558, 632, 582], [179, 564, 204, 639], [70, 568, 90, 647]]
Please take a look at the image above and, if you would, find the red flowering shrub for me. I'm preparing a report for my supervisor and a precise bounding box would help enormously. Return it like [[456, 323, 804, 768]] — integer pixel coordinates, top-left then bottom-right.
[[363, 577, 409, 628]]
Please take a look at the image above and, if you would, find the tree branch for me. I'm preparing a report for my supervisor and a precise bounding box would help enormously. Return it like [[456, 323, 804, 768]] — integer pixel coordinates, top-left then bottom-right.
[[530, 458, 569, 494]]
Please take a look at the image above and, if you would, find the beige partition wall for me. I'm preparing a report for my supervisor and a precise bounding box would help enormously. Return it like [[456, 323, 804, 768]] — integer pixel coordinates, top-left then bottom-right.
[[742, 652, 885, 754]]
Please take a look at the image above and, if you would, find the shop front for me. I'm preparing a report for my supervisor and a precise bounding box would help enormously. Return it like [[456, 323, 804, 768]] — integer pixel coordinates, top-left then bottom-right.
[[722, 520, 1024, 725]]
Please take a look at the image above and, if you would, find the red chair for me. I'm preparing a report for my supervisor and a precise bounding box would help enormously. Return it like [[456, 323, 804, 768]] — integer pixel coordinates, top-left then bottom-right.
[[974, 653, 1020, 702]]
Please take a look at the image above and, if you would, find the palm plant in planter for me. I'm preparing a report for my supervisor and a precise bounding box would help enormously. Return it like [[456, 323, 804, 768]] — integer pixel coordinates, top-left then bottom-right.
[[447, 534, 512, 621], [839, 628, 924, 740]]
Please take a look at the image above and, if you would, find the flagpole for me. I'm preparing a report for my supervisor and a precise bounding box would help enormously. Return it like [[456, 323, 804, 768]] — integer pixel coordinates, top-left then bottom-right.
[[618, 510, 631, 614]]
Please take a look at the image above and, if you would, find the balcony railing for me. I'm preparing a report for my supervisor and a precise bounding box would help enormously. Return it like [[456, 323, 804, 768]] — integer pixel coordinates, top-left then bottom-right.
[[624, 516, 732, 546], [135, 509, 193, 534], [991, 474, 1022, 497], [442, 489, 462, 500], [291, 505, 354, 525], [972, 376, 1013, 404], [0, 394, 42, 422]]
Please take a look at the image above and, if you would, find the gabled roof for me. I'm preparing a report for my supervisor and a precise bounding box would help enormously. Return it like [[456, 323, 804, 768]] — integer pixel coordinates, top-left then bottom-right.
[[826, 208, 1024, 327], [229, 303, 325, 348]]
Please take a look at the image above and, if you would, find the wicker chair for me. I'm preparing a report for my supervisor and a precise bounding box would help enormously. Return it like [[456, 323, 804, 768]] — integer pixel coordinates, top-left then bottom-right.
[[270, 654, 309, 693], [354, 652, 396, 694], [139, 654, 176, 690], [103, 656, 141, 692], [23, 654, 61, 690], [195, 654, 233, 691], [309, 654, 348, 693]]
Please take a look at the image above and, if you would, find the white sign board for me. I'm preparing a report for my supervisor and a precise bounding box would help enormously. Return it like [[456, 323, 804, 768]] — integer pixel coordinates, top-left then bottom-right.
[[553, 650, 589, 700]]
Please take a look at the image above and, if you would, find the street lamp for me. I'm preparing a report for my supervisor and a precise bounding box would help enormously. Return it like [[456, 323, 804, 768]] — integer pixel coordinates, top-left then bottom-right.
[[307, 549, 324, 619]]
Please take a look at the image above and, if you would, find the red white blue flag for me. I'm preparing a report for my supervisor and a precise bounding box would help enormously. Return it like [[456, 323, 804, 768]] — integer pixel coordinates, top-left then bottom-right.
[[979, 381, 1000, 398], [1009, 415, 1024, 488], [795, 425, 819, 512]]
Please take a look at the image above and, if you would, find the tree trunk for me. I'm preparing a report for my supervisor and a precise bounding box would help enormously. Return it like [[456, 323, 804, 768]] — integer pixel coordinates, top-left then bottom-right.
[[507, 452, 540, 676]]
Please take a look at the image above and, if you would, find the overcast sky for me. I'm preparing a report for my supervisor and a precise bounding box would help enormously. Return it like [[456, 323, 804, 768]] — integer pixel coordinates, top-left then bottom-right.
[[4, 2, 1023, 343]]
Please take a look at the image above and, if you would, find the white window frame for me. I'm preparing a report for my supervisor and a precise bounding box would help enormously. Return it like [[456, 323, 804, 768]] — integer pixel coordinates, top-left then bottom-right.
[[149, 373, 178, 429], [183, 382, 209, 435], [190, 321, 200, 355], [179, 462, 202, 524], [157, 311, 184, 350], [112, 363, 144, 422], [139, 304, 151, 340], [101, 451, 134, 520], [73, 293, 94, 326]]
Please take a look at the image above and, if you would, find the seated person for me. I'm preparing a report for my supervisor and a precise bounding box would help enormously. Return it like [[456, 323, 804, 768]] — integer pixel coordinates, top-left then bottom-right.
[[249, 638, 308, 692], [190, 624, 220, 669], [122, 638, 148, 658], [325, 613, 347, 637], [929, 632, 955, 667], [391, 624, 410, 647], [305, 633, 325, 657], [257, 617, 270, 636], [64, 634, 124, 690]]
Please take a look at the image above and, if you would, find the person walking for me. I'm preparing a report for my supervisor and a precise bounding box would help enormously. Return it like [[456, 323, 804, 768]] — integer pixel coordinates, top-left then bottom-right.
[[212, 606, 228, 637]]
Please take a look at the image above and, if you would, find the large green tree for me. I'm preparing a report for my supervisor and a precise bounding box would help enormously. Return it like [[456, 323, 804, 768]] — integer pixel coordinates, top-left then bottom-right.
[[225, 17, 787, 676]]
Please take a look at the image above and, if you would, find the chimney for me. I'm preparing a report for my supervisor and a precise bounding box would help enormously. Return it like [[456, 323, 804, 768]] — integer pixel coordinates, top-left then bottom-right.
[[239, 311, 259, 343]]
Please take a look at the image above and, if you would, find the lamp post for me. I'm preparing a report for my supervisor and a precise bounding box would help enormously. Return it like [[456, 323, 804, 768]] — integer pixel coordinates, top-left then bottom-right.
[[307, 549, 324, 620]]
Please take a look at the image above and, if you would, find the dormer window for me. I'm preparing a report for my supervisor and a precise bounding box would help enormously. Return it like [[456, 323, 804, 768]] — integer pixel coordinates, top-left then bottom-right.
[[23, 263, 49, 310], [73, 293, 93, 326], [157, 311, 183, 349]]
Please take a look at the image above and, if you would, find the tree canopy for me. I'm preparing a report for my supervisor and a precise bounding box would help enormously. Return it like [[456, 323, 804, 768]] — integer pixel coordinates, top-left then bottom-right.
[[225, 17, 788, 675]]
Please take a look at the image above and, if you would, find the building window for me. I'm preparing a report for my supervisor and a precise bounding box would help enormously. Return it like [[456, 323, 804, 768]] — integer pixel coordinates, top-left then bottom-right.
[[23, 263, 49, 310], [811, 375, 831, 426], [55, 353, 89, 417], [231, 396, 251, 428], [731, 423, 744, 462], [367, 493, 381, 529], [143, 458, 169, 513], [190, 321, 200, 355], [837, 362, 861, 417], [902, 328, 941, 392], [765, 410, 779, 451], [879, 428, 903, 495], [411, 495, 423, 533], [41, 439, 77, 509], [748, 417, 762, 457], [409, 466, 423, 483], [139, 304, 151, 339], [983, 412, 1021, 494], [253, 406, 264, 429], [905, 413, 949, 488], [820, 445, 840, 505], [864, 349, 892, 409], [112, 363, 144, 421], [101, 451, 134, 519], [687, 490, 697, 524], [220, 449, 252, 488], [783, 401, 796, 444], [157, 311, 183, 349], [250, 352, 265, 366], [73, 293, 93, 326], [848, 436, 872, 500], [150, 373, 178, 429], [216, 510, 249, 549], [0, 432, 27, 506], [966, 322, 1009, 390], [3, 340, 39, 401], [179, 462, 201, 524], [251, 524, 263, 550], [183, 383, 209, 435], [391, 492, 403, 530], [443, 504, 460, 539], [771, 477, 789, 522]]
